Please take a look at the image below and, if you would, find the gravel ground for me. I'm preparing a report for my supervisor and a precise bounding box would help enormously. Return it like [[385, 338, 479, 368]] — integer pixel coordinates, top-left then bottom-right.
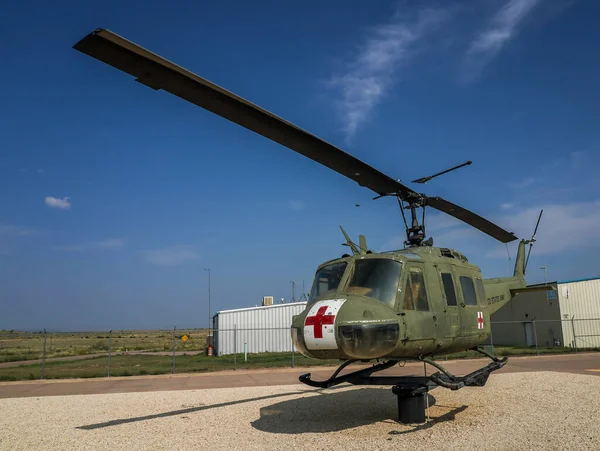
[[0, 371, 598, 450]]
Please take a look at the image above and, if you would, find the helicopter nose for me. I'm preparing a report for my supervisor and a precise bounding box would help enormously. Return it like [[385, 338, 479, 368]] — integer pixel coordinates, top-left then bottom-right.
[[291, 297, 400, 359], [336, 322, 400, 359], [292, 299, 345, 356]]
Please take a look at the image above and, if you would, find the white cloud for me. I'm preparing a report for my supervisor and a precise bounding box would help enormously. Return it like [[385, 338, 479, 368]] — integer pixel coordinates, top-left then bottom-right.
[[145, 245, 199, 266], [508, 176, 539, 189], [91, 238, 124, 249], [487, 201, 600, 257], [328, 7, 448, 140], [500, 203, 514, 210], [289, 200, 305, 211], [52, 238, 124, 252], [52, 244, 85, 252], [0, 224, 39, 236], [463, 0, 541, 81], [45, 196, 71, 209]]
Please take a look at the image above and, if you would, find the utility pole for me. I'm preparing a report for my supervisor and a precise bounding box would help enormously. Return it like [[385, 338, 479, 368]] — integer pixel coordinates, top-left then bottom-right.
[[299, 280, 307, 301], [540, 266, 548, 284], [290, 281, 296, 302], [204, 268, 211, 347]]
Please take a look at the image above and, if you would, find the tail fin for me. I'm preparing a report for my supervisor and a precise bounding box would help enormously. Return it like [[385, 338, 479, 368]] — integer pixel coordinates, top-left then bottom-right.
[[513, 239, 527, 279], [513, 209, 543, 278]]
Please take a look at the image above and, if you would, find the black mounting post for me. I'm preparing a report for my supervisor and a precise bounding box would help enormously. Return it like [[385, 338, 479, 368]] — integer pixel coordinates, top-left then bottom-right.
[[392, 384, 429, 424], [298, 349, 508, 424]]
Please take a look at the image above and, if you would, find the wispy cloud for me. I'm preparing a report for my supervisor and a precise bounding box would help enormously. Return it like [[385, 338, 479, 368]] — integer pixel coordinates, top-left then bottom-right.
[[486, 201, 600, 257], [463, 0, 542, 81], [508, 176, 539, 189], [45, 196, 71, 209], [500, 203, 515, 210], [52, 244, 85, 252], [91, 238, 124, 249], [0, 224, 39, 236], [327, 7, 448, 140], [145, 245, 199, 267], [53, 238, 124, 252], [289, 200, 305, 211]]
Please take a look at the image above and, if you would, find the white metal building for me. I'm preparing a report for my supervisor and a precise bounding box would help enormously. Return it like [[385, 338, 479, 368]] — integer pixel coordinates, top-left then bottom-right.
[[212, 302, 307, 356], [491, 277, 600, 348]]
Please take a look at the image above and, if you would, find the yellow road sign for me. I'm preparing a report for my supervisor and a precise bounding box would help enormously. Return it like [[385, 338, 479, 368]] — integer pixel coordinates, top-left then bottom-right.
[[181, 334, 189, 342]]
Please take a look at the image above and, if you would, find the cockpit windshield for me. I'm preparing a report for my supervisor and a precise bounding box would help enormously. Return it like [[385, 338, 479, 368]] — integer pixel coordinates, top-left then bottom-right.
[[309, 261, 347, 302], [346, 259, 402, 307]]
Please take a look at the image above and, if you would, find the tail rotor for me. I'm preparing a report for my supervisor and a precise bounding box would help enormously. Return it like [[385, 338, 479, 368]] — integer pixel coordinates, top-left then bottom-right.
[[524, 209, 543, 274]]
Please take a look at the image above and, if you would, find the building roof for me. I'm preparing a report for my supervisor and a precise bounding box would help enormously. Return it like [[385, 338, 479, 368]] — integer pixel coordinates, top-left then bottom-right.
[[527, 275, 600, 288], [557, 276, 600, 284], [214, 301, 307, 316]]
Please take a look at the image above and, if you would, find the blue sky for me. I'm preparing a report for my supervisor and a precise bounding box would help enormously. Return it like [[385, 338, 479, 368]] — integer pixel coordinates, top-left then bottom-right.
[[2, 0, 599, 331]]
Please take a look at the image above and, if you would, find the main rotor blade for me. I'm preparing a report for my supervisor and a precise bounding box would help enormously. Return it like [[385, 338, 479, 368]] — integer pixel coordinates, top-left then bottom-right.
[[411, 160, 472, 184], [426, 197, 518, 243], [73, 28, 416, 198]]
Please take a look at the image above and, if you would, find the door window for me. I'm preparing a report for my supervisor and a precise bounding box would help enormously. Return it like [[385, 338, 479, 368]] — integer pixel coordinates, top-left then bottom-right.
[[459, 276, 477, 306], [403, 268, 429, 311], [475, 278, 486, 305], [441, 273, 457, 306]]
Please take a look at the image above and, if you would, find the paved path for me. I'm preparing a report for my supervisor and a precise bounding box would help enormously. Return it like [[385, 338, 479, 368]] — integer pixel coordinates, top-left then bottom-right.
[[1, 352, 598, 399]]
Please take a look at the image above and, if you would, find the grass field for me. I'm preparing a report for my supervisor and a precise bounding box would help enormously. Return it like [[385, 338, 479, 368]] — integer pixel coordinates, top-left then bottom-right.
[[0, 329, 208, 363], [0, 352, 339, 381], [0, 342, 596, 382]]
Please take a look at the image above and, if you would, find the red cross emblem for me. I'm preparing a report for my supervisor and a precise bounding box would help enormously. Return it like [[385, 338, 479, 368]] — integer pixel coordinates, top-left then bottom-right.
[[477, 311, 484, 329], [305, 305, 336, 339]]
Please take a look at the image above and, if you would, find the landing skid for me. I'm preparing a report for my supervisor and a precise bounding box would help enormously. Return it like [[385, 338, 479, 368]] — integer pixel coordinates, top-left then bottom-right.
[[299, 347, 508, 424]]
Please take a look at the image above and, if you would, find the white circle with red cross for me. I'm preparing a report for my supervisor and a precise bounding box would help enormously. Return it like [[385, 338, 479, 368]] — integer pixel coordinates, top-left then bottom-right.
[[303, 299, 347, 350]]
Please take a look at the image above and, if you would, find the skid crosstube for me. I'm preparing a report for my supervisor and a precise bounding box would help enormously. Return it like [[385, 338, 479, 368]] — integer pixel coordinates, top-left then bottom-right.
[[429, 356, 508, 390], [298, 350, 509, 424], [299, 359, 398, 389]]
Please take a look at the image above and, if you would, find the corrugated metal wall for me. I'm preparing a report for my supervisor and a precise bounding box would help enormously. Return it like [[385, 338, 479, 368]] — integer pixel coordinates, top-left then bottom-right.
[[214, 302, 307, 355], [559, 279, 600, 348], [490, 290, 562, 346]]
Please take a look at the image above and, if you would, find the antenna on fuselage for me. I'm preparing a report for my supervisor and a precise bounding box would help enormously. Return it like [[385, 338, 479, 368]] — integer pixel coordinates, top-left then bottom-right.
[[340, 226, 359, 255]]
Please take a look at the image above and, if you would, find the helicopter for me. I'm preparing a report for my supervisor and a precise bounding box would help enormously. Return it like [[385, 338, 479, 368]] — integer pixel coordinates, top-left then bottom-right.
[[72, 28, 555, 424]]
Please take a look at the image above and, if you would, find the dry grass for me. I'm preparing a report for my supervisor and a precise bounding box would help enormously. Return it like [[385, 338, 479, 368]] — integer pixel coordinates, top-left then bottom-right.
[[0, 329, 208, 363]]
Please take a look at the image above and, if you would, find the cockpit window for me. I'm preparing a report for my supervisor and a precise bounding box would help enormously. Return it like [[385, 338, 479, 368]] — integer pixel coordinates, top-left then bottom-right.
[[309, 261, 347, 302], [346, 259, 402, 307]]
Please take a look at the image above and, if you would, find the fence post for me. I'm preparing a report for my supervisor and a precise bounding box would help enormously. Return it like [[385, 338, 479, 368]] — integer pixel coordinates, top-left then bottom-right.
[[41, 329, 47, 380], [234, 325, 237, 371], [532, 320, 539, 356], [291, 333, 295, 368], [571, 316, 578, 352], [172, 326, 176, 374], [107, 330, 112, 377]]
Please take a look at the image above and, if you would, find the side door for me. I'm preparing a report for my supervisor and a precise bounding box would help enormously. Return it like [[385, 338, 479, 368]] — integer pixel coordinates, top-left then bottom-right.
[[436, 263, 461, 338], [400, 264, 436, 340], [455, 272, 483, 336]]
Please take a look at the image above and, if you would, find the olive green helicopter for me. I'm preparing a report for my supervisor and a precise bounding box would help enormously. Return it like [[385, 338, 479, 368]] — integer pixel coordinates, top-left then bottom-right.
[[73, 28, 554, 423]]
